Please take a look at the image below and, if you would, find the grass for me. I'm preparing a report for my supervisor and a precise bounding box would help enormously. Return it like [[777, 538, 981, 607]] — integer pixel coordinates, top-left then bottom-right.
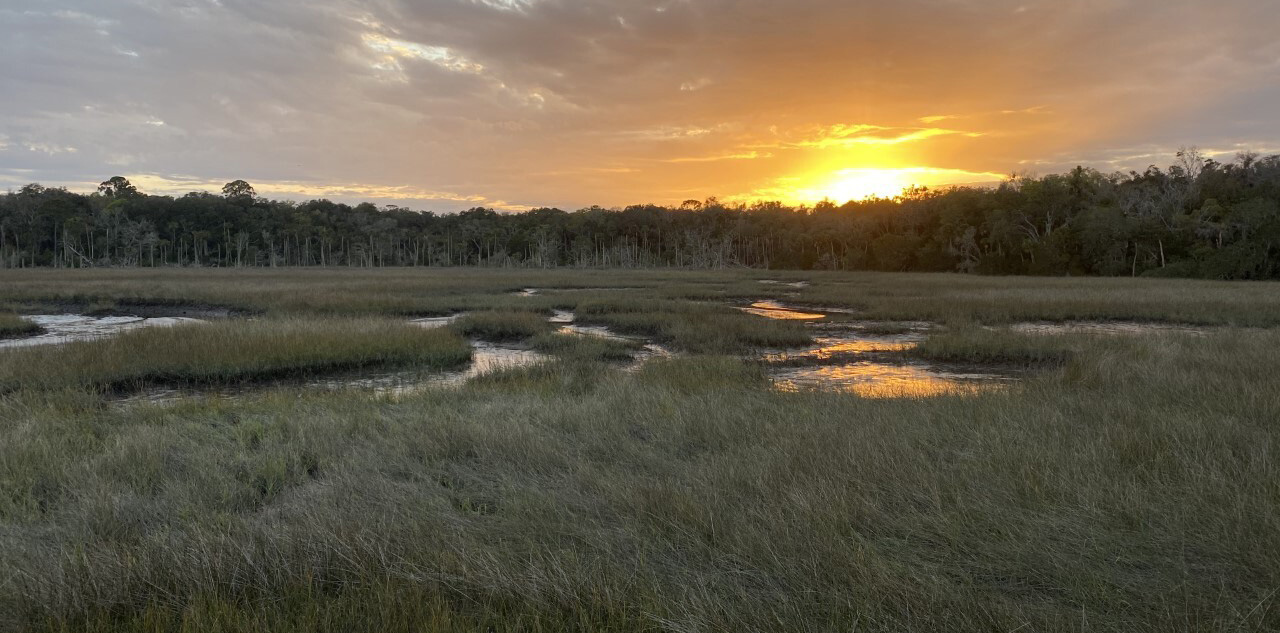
[[0, 313, 41, 338], [911, 324, 1080, 366], [849, 320, 926, 335], [1, 268, 1279, 631], [530, 331, 642, 362], [449, 310, 554, 341], [575, 297, 813, 353], [4, 268, 1279, 325], [0, 317, 472, 393]]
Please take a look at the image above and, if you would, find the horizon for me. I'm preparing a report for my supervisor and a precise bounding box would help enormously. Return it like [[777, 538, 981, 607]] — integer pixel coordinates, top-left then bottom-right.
[[4, 1, 1280, 211], [9, 148, 1270, 214]]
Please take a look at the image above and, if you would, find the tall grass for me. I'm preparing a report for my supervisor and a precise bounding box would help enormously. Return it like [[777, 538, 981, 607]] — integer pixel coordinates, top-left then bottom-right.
[[0, 317, 472, 392], [1, 269, 1279, 631], [576, 297, 812, 352], [1, 331, 1277, 631], [449, 310, 554, 341], [911, 324, 1079, 366], [529, 331, 641, 361], [0, 313, 41, 338], [5, 268, 1278, 325]]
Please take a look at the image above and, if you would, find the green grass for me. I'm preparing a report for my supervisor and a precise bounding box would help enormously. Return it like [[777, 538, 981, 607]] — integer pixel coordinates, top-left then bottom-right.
[[529, 331, 642, 362], [3, 334, 1278, 631], [0, 313, 41, 338], [575, 297, 813, 353], [0, 317, 472, 393], [911, 324, 1080, 366], [449, 310, 554, 341], [4, 268, 1279, 325], [1, 269, 1279, 631]]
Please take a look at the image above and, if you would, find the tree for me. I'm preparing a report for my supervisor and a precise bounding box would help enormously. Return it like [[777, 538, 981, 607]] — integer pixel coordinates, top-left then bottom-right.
[[97, 176, 138, 199], [222, 180, 257, 204]]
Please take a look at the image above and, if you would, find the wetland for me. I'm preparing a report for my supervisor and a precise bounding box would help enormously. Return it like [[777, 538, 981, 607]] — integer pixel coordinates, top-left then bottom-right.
[[0, 268, 1278, 632]]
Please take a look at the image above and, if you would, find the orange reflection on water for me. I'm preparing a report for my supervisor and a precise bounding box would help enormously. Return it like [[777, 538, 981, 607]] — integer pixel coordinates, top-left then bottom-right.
[[740, 301, 827, 320], [762, 338, 916, 362], [772, 362, 1006, 398]]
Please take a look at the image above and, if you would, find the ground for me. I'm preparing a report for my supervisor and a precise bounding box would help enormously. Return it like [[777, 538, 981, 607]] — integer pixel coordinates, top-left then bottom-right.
[[0, 268, 1278, 633]]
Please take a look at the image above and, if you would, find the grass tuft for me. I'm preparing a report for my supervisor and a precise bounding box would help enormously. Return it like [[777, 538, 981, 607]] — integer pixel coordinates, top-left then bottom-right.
[[0, 313, 42, 339], [0, 317, 472, 393], [1, 269, 1279, 632], [449, 310, 553, 341], [911, 326, 1077, 366], [576, 298, 812, 353], [530, 332, 641, 362]]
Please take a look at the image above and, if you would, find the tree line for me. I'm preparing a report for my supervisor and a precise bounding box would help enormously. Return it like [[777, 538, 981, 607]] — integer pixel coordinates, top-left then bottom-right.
[[3, 150, 1279, 278]]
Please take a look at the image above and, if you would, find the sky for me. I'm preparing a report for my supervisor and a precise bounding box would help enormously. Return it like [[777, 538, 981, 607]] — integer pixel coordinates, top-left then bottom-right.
[[3, 0, 1280, 211]]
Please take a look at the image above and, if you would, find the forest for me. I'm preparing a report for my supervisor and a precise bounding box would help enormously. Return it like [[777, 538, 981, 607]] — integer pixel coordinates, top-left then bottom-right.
[[2, 150, 1279, 279]]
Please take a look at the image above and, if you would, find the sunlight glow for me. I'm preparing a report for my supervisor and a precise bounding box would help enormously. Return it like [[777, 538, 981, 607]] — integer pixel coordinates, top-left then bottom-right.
[[822, 169, 917, 201], [785, 167, 1008, 203]]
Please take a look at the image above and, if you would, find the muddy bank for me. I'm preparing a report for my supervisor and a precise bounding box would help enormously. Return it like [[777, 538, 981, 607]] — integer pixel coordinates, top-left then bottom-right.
[[550, 310, 678, 369], [1007, 321, 1208, 336], [411, 314, 466, 328], [116, 340, 550, 406], [758, 279, 810, 288], [0, 314, 207, 349], [14, 300, 252, 319], [112, 310, 659, 405]]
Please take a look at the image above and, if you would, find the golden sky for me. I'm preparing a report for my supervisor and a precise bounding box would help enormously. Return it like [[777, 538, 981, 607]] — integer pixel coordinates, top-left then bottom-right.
[[3, 0, 1279, 209]]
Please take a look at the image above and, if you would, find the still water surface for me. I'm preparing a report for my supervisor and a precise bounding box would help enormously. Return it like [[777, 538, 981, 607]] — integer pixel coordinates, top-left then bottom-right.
[[4, 304, 1040, 400], [0, 314, 204, 349], [741, 301, 1014, 397]]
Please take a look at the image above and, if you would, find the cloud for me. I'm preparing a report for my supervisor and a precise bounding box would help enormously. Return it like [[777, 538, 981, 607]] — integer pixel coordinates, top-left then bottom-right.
[[1, 0, 1278, 209], [665, 151, 771, 164], [789, 124, 983, 149]]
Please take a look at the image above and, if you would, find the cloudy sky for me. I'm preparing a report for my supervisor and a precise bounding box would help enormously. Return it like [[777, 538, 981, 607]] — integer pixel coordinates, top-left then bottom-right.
[[3, 0, 1279, 210]]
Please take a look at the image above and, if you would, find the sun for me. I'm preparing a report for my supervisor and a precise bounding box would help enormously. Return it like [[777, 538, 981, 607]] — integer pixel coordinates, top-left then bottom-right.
[[778, 166, 1007, 204], [821, 168, 915, 202]]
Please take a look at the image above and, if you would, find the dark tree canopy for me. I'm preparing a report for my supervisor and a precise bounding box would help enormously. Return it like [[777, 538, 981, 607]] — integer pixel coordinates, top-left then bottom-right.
[[4, 152, 1280, 279], [96, 176, 138, 199], [221, 180, 256, 203]]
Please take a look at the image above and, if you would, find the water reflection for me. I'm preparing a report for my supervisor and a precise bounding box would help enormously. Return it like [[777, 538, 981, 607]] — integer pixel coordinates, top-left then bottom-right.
[[772, 362, 1013, 398], [558, 323, 633, 341], [742, 301, 1014, 398], [304, 342, 549, 394], [761, 336, 917, 362], [739, 301, 828, 320], [552, 311, 677, 370], [411, 314, 465, 329], [114, 310, 664, 406], [121, 341, 551, 406], [0, 314, 205, 349]]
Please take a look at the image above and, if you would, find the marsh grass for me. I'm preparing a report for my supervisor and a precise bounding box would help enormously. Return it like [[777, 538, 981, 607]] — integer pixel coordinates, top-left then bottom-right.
[[4, 333, 1278, 632], [0, 317, 472, 393], [849, 321, 927, 335], [2, 269, 1280, 632], [576, 297, 813, 353], [912, 325, 1081, 366], [449, 310, 554, 341], [530, 331, 641, 362], [4, 268, 1280, 325], [790, 272, 1280, 325], [0, 313, 41, 338]]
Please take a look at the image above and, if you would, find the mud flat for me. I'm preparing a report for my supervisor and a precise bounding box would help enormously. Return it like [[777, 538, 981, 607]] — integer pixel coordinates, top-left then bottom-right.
[[0, 314, 205, 349]]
